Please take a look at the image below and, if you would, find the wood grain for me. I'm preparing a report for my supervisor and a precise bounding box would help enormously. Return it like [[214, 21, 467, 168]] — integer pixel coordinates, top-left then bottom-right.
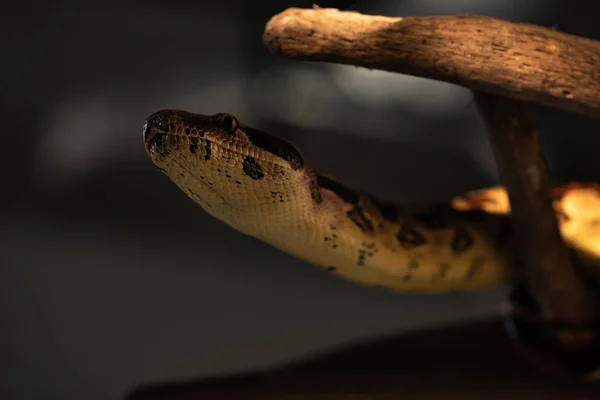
[[475, 92, 598, 326], [263, 7, 600, 119]]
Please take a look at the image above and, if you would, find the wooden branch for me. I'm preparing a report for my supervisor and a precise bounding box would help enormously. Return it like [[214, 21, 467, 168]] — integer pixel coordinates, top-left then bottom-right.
[[125, 319, 600, 400], [474, 92, 598, 326], [263, 8, 600, 120]]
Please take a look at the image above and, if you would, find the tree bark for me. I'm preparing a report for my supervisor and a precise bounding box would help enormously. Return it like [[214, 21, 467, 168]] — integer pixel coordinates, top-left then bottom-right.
[[474, 92, 598, 326], [263, 7, 600, 120]]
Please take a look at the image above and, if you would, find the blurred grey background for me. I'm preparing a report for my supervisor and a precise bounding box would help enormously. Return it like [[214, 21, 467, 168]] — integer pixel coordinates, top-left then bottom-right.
[[2, 0, 600, 399]]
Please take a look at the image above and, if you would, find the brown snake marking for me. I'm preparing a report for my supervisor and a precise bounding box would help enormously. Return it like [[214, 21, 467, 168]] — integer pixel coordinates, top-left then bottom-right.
[[450, 228, 474, 253], [143, 109, 600, 295], [347, 205, 375, 234], [396, 225, 427, 250], [242, 156, 264, 180], [402, 259, 420, 281]]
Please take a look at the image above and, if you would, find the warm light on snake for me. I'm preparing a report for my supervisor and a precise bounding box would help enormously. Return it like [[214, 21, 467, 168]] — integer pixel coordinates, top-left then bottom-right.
[[142, 109, 600, 294]]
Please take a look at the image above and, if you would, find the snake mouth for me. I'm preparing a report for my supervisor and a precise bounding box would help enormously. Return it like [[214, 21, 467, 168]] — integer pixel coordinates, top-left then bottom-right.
[[144, 132, 173, 162], [143, 111, 175, 156]]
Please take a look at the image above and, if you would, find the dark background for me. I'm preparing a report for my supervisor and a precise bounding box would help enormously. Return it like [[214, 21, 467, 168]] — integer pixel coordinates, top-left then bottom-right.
[[2, 0, 600, 399]]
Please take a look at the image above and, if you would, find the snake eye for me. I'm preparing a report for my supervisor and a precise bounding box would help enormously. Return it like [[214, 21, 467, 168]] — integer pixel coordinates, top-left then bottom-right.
[[147, 114, 167, 131], [219, 114, 238, 134]]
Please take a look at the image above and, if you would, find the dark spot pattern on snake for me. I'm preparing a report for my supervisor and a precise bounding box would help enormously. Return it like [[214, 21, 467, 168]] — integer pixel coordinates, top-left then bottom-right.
[[433, 263, 452, 280], [465, 257, 485, 281], [357, 249, 367, 265], [309, 177, 323, 204], [323, 231, 339, 249], [268, 191, 288, 204], [450, 228, 474, 253], [242, 156, 264, 180], [189, 137, 198, 154], [369, 195, 398, 222], [356, 242, 378, 266], [396, 225, 427, 249], [402, 259, 420, 280], [204, 141, 211, 161], [238, 126, 304, 170], [317, 174, 359, 205], [347, 205, 374, 233]]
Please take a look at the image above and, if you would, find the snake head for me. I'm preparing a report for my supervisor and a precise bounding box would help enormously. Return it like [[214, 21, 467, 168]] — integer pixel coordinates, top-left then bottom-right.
[[143, 110, 229, 157], [142, 109, 314, 228]]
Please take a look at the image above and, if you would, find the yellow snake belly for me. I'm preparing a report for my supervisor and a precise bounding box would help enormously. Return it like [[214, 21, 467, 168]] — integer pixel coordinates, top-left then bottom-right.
[[142, 109, 600, 293]]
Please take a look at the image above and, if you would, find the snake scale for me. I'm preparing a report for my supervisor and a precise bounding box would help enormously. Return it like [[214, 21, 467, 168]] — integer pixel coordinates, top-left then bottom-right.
[[143, 109, 600, 294]]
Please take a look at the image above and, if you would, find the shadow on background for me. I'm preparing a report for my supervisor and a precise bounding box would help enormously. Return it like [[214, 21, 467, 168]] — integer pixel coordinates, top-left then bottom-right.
[[127, 318, 600, 399]]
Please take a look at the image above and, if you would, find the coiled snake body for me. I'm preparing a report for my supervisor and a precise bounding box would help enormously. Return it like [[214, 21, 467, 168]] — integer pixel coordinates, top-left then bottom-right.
[[143, 109, 600, 293]]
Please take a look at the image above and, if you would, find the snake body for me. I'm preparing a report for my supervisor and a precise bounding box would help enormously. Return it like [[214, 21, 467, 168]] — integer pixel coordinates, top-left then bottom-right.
[[143, 109, 600, 293]]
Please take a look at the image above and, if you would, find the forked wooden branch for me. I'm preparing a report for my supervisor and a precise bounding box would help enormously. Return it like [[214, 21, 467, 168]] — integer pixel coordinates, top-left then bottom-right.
[[263, 7, 600, 120], [264, 6, 600, 326]]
